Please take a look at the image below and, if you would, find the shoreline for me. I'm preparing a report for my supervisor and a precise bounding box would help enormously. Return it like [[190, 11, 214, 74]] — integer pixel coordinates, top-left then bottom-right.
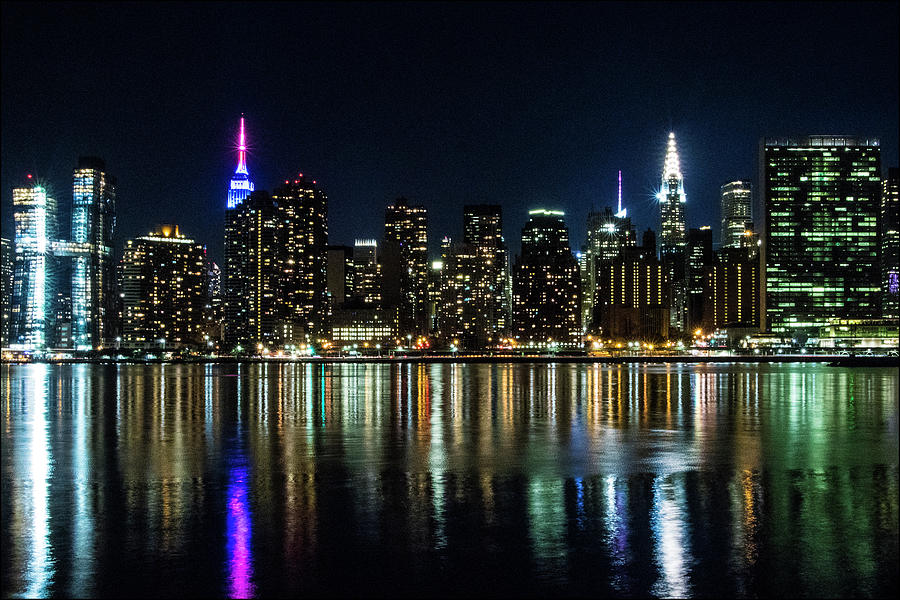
[[3, 355, 898, 367]]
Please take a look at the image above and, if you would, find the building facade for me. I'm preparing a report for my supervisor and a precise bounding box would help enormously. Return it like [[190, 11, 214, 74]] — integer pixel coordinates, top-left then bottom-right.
[[9, 178, 58, 351], [1, 237, 12, 348], [511, 210, 581, 348], [595, 241, 669, 341], [272, 176, 329, 339], [70, 156, 117, 350], [702, 247, 760, 331], [383, 197, 428, 336], [720, 180, 753, 249], [761, 136, 882, 333], [120, 225, 208, 350], [882, 168, 899, 319]]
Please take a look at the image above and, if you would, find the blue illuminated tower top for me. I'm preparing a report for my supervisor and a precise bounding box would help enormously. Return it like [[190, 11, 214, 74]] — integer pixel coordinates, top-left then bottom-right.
[[227, 115, 254, 209]]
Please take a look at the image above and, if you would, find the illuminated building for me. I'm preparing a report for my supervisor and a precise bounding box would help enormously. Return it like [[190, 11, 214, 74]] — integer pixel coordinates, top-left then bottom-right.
[[272, 176, 329, 340], [383, 197, 428, 336], [70, 156, 117, 350], [224, 190, 281, 351], [658, 133, 687, 259], [224, 116, 257, 349], [352, 239, 381, 305], [10, 177, 58, 351], [882, 168, 899, 319], [720, 180, 753, 248], [462, 204, 510, 343], [511, 210, 581, 347], [329, 306, 393, 347], [702, 247, 760, 331], [120, 225, 208, 350], [437, 237, 480, 348], [1, 237, 11, 347], [583, 172, 636, 330], [761, 136, 882, 333], [596, 235, 669, 341], [686, 227, 713, 331], [657, 133, 689, 334]]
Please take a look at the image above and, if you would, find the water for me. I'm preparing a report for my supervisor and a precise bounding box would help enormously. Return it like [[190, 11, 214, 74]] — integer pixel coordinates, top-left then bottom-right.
[[1, 362, 897, 598]]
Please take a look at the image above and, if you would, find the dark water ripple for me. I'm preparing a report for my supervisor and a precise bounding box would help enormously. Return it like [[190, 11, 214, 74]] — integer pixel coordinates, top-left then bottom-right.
[[1, 362, 897, 598]]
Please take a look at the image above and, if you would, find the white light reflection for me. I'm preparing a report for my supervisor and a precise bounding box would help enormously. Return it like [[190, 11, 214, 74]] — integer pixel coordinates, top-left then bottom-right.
[[651, 476, 691, 598], [24, 364, 54, 597], [71, 365, 95, 596]]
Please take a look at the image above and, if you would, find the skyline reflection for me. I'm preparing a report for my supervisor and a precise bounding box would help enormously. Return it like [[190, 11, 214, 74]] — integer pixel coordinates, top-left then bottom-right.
[[1, 362, 897, 597]]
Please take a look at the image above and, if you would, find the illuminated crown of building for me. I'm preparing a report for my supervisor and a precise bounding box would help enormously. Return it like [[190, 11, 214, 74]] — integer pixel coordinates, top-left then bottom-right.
[[660, 132, 686, 204], [227, 115, 255, 209]]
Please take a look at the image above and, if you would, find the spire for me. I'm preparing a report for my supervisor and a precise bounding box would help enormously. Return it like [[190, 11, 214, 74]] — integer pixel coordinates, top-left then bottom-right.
[[615, 170, 626, 218], [235, 114, 248, 175], [663, 132, 682, 181]]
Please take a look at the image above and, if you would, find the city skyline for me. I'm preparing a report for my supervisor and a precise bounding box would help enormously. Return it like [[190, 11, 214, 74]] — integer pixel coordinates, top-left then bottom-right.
[[2, 2, 898, 265]]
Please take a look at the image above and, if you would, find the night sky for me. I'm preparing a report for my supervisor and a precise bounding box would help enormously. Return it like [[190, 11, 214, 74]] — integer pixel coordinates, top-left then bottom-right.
[[2, 1, 897, 265]]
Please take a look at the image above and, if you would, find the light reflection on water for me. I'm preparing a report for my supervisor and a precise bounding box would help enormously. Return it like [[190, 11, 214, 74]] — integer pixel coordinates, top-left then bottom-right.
[[1, 361, 898, 598]]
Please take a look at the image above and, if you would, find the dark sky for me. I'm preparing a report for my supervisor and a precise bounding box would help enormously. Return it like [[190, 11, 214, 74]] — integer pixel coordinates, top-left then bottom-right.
[[2, 1, 898, 265]]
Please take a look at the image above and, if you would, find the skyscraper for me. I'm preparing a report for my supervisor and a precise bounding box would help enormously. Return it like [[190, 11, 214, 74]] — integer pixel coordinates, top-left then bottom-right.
[[596, 237, 669, 342], [511, 210, 581, 347], [1, 237, 12, 348], [761, 136, 882, 333], [383, 197, 428, 336], [720, 180, 753, 249], [224, 116, 256, 350], [462, 204, 510, 343], [583, 175, 637, 331], [703, 246, 760, 332], [10, 176, 58, 351], [686, 227, 714, 330], [70, 156, 117, 350], [352, 240, 381, 305], [882, 168, 899, 319], [120, 225, 208, 350], [272, 175, 329, 340], [225, 190, 282, 351], [658, 133, 687, 259]]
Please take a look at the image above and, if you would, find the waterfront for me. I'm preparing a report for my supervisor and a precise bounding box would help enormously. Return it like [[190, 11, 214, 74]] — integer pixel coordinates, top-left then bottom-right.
[[2, 362, 898, 598]]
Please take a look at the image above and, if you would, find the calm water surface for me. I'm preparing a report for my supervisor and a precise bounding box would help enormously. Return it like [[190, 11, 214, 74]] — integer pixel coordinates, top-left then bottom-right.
[[2, 362, 898, 598]]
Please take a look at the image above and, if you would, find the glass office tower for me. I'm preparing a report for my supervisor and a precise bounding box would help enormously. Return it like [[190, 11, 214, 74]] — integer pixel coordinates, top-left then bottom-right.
[[70, 156, 117, 350], [10, 177, 58, 351], [720, 180, 752, 248], [761, 136, 881, 333]]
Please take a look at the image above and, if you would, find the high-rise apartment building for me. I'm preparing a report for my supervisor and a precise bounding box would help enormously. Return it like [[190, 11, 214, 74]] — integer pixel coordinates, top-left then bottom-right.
[[720, 180, 753, 249], [583, 176, 637, 331], [225, 190, 282, 351], [596, 236, 669, 341], [882, 168, 899, 319], [761, 136, 882, 333], [703, 247, 760, 331], [10, 177, 58, 351], [352, 240, 381, 305], [511, 210, 581, 347], [383, 197, 428, 336], [272, 176, 329, 339], [1, 238, 12, 348], [462, 204, 510, 342], [120, 225, 208, 350], [70, 156, 117, 350]]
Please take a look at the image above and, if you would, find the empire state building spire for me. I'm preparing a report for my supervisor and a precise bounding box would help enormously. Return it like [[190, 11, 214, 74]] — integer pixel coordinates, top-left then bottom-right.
[[227, 115, 254, 209], [658, 131, 687, 258]]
